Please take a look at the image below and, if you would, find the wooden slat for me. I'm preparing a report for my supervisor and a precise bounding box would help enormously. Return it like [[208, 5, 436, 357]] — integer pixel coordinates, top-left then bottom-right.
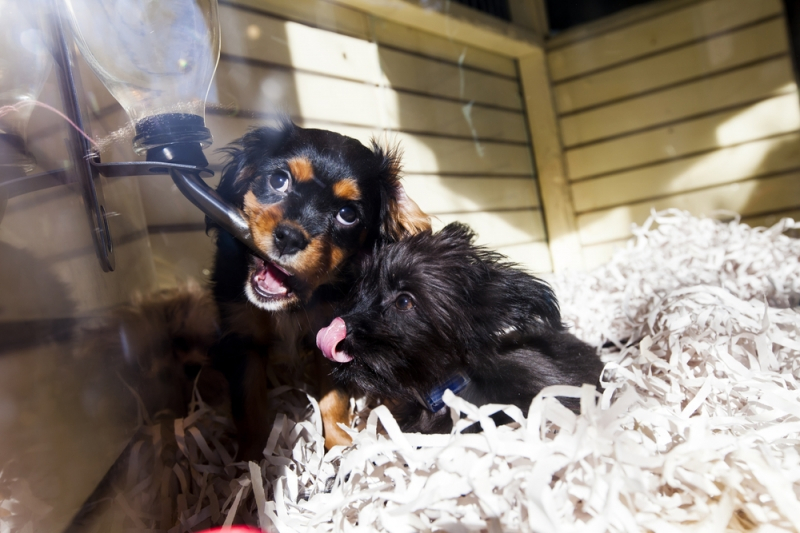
[[221, 3, 521, 94], [371, 18, 517, 77], [432, 209, 547, 247], [226, 0, 370, 40], [743, 208, 800, 228], [333, 0, 540, 58], [494, 241, 553, 273], [553, 18, 789, 114], [219, 3, 381, 83], [225, 0, 520, 76], [206, 115, 535, 175], [572, 131, 800, 213], [566, 92, 800, 180], [547, 0, 701, 50], [547, 0, 783, 81], [377, 47, 522, 110], [403, 175, 540, 214], [560, 57, 796, 147], [576, 170, 800, 245], [518, 52, 584, 271], [212, 61, 528, 140], [581, 239, 629, 270]]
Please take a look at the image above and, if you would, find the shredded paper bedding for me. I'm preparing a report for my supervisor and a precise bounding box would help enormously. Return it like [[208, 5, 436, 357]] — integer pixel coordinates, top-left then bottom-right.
[[3, 210, 800, 533]]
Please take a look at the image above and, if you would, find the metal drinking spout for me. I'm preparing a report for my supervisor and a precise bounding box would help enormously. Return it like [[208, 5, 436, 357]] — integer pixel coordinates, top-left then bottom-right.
[[168, 166, 266, 260]]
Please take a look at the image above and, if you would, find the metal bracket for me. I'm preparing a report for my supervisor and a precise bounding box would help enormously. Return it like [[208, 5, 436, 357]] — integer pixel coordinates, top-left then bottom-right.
[[50, 9, 115, 271]]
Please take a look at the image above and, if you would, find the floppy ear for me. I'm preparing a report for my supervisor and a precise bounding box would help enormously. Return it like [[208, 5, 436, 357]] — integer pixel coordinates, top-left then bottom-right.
[[383, 184, 431, 241], [373, 142, 431, 242]]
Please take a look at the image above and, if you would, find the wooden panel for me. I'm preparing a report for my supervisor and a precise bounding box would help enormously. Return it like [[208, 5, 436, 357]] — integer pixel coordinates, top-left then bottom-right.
[[554, 18, 789, 114], [212, 61, 528, 140], [572, 132, 800, 213], [560, 57, 796, 147], [206, 115, 535, 175], [219, 3, 381, 83], [518, 52, 584, 271], [377, 47, 523, 110], [581, 239, 629, 270], [149, 230, 216, 288], [333, 0, 540, 58], [743, 208, 800, 228], [432, 209, 547, 247], [226, 0, 370, 40], [566, 92, 800, 180], [577, 171, 800, 244], [547, 0, 783, 81], [371, 18, 517, 77], [494, 241, 553, 274], [220, 5, 521, 110], [403, 175, 540, 214], [225, 0, 519, 76]]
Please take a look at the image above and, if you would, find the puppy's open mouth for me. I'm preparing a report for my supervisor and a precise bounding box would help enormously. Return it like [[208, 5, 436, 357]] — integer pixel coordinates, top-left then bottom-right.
[[249, 257, 296, 303]]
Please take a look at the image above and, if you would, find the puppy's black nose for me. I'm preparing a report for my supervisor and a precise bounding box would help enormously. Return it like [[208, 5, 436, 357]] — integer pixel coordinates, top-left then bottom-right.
[[273, 224, 308, 255]]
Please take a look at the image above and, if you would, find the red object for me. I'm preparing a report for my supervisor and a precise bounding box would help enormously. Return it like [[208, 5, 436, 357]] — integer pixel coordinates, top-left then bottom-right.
[[199, 526, 261, 533]]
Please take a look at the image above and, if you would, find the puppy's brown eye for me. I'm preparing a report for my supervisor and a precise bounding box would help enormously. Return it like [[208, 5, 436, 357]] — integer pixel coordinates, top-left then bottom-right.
[[336, 206, 358, 226], [269, 170, 291, 193], [395, 294, 414, 311]]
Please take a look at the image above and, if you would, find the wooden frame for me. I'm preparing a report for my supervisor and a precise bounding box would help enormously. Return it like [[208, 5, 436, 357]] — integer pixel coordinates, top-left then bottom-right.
[[328, 0, 586, 271]]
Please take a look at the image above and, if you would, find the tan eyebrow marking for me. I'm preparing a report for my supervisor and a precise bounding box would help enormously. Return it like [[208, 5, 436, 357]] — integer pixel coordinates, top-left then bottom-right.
[[287, 157, 314, 182], [332, 178, 361, 201]]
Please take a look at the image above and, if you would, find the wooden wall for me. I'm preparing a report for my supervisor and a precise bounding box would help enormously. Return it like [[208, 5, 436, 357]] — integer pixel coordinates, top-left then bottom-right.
[[547, 0, 800, 268], [137, 0, 551, 286]]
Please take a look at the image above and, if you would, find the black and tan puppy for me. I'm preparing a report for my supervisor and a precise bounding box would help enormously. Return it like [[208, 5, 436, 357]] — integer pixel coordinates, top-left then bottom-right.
[[209, 121, 429, 456], [316, 223, 603, 434]]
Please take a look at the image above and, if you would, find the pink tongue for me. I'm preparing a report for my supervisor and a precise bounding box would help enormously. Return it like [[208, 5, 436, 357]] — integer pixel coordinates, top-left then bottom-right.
[[256, 263, 288, 294], [316, 317, 352, 363]]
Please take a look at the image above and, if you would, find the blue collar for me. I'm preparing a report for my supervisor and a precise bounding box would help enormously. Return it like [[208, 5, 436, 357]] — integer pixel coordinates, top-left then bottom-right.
[[422, 371, 471, 412]]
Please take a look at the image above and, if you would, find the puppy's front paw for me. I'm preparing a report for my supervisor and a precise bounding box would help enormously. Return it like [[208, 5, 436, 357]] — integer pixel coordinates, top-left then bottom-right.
[[319, 388, 353, 450]]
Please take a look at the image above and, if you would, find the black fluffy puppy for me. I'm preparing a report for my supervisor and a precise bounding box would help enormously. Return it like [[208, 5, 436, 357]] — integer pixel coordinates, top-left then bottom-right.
[[316, 222, 604, 433]]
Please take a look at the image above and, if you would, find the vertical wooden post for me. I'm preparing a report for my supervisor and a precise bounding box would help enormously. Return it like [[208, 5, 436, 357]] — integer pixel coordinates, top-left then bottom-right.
[[518, 50, 584, 271]]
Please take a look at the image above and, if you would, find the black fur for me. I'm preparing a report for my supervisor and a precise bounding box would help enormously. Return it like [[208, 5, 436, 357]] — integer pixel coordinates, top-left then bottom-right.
[[327, 222, 604, 433], [208, 121, 430, 456]]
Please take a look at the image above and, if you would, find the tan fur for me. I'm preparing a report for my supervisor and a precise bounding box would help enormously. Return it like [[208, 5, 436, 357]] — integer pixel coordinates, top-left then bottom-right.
[[244, 191, 283, 251], [332, 178, 361, 201], [287, 157, 314, 182], [319, 386, 354, 449], [385, 184, 431, 240]]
